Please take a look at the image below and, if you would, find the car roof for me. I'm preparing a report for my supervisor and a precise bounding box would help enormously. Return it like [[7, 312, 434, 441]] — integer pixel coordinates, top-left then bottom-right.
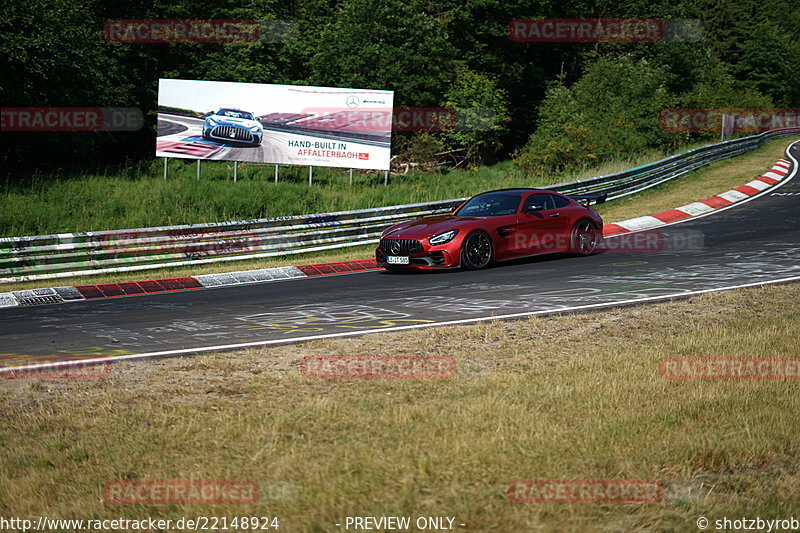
[[474, 188, 560, 195]]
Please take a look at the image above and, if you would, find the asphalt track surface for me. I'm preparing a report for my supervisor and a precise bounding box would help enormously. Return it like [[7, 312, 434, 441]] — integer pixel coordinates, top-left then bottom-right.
[[1, 143, 798, 368]]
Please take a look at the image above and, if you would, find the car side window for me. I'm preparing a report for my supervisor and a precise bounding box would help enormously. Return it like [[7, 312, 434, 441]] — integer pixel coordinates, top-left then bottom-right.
[[525, 194, 554, 212], [551, 195, 570, 208], [525, 193, 568, 212]]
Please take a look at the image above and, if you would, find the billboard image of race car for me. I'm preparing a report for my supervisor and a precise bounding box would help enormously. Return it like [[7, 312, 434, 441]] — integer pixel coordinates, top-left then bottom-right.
[[202, 108, 263, 146], [376, 189, 605, 271]]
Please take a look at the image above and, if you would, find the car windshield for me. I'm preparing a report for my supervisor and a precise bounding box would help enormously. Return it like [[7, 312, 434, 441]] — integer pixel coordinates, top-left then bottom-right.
[[455, 193, 522, 217], [216, 109, 254, 120]]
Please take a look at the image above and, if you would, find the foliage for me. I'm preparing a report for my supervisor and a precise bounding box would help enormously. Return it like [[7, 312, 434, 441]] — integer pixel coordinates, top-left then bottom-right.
[[515, 56, 676, 174], [1, 0, 797, 176]]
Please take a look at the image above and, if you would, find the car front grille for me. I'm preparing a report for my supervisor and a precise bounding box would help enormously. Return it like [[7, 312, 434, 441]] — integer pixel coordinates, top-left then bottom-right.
[[212, 126, 254, 142], [380, 239, 424, 255]]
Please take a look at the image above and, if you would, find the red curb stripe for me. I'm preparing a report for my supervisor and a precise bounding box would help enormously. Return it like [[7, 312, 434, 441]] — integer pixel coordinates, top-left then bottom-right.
[[297, 259, 381, 276], [75, 285, 104, 299], [76, 277, 203, 299], [759, 176, 779, 186], [700, 196, 734, 209], [734, 185, 760, 196], [119, 282, 146, 295], [138, 280, 163, 292], [602, 223, 628, 236], [97, 284, 125, 297], [772, 168, 788, 176], [651, 209, 692, 223]]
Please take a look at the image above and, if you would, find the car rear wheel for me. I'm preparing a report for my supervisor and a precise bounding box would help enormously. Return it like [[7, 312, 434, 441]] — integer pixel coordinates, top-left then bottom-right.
[[570, 220, 599, 256], [460, 231, 493, 270]]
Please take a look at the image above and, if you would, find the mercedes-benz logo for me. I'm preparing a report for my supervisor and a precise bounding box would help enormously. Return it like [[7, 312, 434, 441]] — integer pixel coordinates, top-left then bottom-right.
[[390, 241, 401, 254], [346, 95, 360, 108]]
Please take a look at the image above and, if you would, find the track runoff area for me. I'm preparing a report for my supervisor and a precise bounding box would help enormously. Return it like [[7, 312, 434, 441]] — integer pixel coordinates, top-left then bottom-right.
[[0, 141, 798, 374]]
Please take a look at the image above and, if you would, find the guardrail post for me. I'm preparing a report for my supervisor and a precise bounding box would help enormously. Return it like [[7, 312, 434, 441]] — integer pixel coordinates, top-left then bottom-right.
[[234, 161, 238, 183], [350, 168, 353, 185], [384, 170, 388, 186], [163, 158, 167, 181], [309, 166, 313, 186], [275, 164, 279, 184], [196, 159, 200, 181]]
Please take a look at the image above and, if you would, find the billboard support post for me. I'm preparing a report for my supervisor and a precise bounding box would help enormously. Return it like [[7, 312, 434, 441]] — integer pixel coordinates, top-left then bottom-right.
[[349, 168, 353, 185], [384, 170, 388, 186], [275, 164, 279, 184], [196, 160, 200, 181], [163, 158, 167, 181], [234, 161, 238, 183], [308, 166, 313, 186]]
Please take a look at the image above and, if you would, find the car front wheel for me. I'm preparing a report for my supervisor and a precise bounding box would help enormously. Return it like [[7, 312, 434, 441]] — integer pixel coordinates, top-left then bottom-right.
[[570, 220, 599, 256], [460, 231, 493, 270]]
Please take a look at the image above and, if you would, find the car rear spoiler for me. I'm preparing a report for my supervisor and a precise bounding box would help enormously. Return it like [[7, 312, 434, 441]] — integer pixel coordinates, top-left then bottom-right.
[[568, 193, 607, 207]]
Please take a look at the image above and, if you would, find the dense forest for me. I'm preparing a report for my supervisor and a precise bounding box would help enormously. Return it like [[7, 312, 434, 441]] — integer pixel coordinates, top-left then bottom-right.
[[1, 0, 798, 176]]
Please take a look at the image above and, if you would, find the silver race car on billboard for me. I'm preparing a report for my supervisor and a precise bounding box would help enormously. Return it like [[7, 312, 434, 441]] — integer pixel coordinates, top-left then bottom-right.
[[202, 108, 263, 146]]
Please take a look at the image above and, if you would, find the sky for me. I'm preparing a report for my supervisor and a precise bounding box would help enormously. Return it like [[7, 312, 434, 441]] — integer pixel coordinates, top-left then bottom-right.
[[158, 79, 394, 116]]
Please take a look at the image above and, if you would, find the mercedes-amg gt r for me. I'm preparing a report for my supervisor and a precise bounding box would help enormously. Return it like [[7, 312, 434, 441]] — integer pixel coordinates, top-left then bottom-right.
[[202, 108, 263, 146], [376, 189, 604, 270]]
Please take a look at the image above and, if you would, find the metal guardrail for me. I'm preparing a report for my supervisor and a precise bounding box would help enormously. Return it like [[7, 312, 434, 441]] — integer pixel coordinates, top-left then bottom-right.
[[1, 127, 798, 282]]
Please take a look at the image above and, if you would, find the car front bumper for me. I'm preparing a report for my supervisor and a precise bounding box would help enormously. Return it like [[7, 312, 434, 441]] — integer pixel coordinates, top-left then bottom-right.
[[375, 238, 459, 269]]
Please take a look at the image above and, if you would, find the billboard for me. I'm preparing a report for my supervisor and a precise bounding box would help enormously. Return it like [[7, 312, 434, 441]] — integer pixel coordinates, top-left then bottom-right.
[[156, 79, 394, 170]]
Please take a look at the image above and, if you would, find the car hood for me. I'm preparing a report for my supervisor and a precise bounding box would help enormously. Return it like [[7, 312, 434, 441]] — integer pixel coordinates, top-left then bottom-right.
[[383, 215, 480, 239], [208, 116, 260, 128]]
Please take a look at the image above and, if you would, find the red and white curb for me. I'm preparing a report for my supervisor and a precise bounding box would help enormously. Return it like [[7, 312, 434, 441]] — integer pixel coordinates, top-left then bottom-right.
[[603, 159, 791, 235], [0, 159, 793, 309]]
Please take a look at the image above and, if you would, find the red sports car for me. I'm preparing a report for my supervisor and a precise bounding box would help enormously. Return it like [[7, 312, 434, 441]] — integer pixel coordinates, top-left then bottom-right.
[[376, 189, 604, 270]]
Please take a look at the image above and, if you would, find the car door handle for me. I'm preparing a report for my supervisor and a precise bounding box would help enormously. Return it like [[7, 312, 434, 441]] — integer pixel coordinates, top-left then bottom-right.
[[550, 212, 561, 218], [498, 226, 517, 237]]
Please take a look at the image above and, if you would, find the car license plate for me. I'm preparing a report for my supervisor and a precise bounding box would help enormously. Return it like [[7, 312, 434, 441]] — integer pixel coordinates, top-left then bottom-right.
[[386, 256, 410, 265]]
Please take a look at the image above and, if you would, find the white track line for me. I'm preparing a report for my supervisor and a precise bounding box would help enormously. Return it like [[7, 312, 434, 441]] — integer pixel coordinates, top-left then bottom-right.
[[2, 275, 799, 375]]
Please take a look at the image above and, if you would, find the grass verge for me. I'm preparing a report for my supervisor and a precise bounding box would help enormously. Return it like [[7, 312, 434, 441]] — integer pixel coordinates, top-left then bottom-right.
[[0, 141, 722, 238], [1, 137, 794, 293], [1, 283, 798, 531]]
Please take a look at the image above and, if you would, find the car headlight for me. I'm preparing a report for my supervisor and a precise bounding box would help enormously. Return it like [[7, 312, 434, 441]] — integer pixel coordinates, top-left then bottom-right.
[[207, 119, 217, 126], [429, 229, 458, 245], [250, 125, 261, 132]]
